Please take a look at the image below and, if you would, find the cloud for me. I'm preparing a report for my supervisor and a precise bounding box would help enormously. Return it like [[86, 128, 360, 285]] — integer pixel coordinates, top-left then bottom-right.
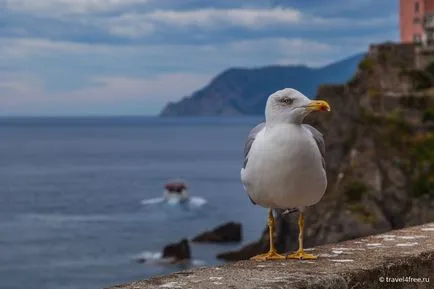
[[310, 14, 397, 29], [6, 0, 151, 15], [0, 35, 355, 115], [87, 7, 303, 39], [228, 38, 332, 55], [146, 7, 301, 28], [0, 73, 211, 115], [0, 73, 45, 109], [3, 2, 397, 44], [0, 37, 136, 58], [0, 37, 340, 70], [73, 73, 211, 102], [1, 1, 398, 115], [101, 13, 156, 38], [100, 8, 396, 39]]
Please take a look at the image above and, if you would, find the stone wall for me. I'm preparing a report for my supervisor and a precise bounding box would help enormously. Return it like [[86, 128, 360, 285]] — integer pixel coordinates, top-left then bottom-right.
[[368, 42, 434, 70], [417, 46, 434, 69], [107, 223, 434, 289], [369, 42, 417, 69]]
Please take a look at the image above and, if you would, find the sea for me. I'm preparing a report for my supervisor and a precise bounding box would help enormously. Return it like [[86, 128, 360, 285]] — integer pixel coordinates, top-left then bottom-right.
[[0, 116, 268, 289]]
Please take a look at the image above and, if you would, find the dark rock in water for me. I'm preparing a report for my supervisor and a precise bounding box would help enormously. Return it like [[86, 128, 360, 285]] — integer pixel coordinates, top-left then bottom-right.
[[217, 228, 266, 261], [136, 257, 146, 264], [162, 239, 191, 263], [192, 222, 242, 243]]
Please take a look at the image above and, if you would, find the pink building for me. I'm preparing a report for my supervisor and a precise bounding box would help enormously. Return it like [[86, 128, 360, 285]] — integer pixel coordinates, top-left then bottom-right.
[[400, 0, 434, 44]]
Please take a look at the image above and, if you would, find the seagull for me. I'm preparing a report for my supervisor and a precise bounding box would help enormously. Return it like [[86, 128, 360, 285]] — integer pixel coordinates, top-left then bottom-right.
[[241, 88, 330, 261]]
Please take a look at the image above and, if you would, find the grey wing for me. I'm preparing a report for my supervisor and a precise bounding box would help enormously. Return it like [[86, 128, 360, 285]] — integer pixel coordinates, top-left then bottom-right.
[[243, 122, 265, 169], [303, 124, 326, 169]]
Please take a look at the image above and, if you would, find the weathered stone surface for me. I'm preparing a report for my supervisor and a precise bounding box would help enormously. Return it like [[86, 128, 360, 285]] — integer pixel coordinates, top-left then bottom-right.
[[192, 222, 242, 243], [108, 223, 434, 289]]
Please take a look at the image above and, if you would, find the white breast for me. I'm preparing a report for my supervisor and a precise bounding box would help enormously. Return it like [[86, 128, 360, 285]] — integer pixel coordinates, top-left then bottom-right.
[[241, 124, 327, 209]]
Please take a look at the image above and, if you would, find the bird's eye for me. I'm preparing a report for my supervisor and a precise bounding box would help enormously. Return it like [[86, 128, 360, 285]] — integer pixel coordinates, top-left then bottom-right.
[[281, 98, 294, 105]]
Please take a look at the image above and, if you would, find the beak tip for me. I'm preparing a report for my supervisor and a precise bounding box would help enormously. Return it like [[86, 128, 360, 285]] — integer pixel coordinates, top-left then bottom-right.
[[314, 100, 331, 112], [306, 100, 331, 112]]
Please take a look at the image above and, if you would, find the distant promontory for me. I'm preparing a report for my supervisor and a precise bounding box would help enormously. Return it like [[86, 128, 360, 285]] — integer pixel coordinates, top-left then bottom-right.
[[160, 53, 365, 116]]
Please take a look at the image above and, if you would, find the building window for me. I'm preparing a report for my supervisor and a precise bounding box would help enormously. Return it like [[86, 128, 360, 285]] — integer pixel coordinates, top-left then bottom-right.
[[427, 30, 434, 42], [415, 1, 420, 13], [414, 34, 422, 42], [426, 14, 434, 28], [414, 17, 421, 24]]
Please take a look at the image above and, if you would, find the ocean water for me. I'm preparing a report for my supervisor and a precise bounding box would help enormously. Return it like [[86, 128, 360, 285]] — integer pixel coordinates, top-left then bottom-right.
[[0, 117, 268, 289]]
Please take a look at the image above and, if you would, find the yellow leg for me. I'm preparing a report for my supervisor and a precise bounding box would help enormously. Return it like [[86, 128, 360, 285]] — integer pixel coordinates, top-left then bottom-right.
[[251, 209, 286, 261], [286, 212, 317, 260]]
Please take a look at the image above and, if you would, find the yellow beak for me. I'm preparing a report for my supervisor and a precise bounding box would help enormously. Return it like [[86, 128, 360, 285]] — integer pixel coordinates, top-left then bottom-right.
[[305, 100, 331, 112]]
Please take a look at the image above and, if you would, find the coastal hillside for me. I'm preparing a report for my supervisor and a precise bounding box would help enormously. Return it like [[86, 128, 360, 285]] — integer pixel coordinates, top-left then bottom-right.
[[160, 53, 365, 116], [218, 43, 434, 260]]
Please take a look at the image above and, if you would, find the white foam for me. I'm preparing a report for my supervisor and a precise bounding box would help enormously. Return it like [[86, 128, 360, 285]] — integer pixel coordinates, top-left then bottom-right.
[[140, 196, 207, 207], [189, 196, 207, 207], [141, 197, 165, 205], [135, 251, 205, 267], [192, 259, 206, 266], [136, 251, 163, 261]]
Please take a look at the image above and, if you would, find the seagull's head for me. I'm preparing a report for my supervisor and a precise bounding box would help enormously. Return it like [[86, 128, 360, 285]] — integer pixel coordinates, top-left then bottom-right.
[[265, 88, 330, 124]]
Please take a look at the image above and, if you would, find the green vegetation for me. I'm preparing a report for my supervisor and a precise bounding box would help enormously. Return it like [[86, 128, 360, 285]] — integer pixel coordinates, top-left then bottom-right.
[[344, 181, 368, 203], [399, 95, 428, 109], [358, 58, 375, 73], [348, 204, 376, 225], [367, 88, 381, 99], [408, 133, 434, 197], [422, 106, 434, 122], [403, 61, 434, 91], [360, 102, 434, 198], [425, 62, 434, 76], [404, 70, 432, 90]]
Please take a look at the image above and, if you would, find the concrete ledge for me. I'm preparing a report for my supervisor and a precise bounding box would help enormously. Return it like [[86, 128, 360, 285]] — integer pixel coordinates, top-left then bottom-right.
[[108, 223, 434, 289]]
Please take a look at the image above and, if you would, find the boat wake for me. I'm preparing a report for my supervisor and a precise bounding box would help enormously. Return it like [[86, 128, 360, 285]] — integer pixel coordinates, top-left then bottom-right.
[[140, 196, 207, 208], [134, 251, 205, 267], [140, 197, 164, 206]]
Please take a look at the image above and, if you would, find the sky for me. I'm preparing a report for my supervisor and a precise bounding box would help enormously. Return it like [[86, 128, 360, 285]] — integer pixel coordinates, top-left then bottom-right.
[[1, 0, 398, 116]]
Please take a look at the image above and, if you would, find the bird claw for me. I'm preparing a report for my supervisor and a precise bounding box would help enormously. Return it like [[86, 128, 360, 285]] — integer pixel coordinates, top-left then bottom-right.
[[251, 250, 286, 261], [286, 250, 317, 260]]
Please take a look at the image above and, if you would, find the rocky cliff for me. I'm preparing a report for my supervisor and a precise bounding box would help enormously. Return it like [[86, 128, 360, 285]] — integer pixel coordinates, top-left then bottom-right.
[[160, 53, 364, 116], [218, 43, 434, 261]]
